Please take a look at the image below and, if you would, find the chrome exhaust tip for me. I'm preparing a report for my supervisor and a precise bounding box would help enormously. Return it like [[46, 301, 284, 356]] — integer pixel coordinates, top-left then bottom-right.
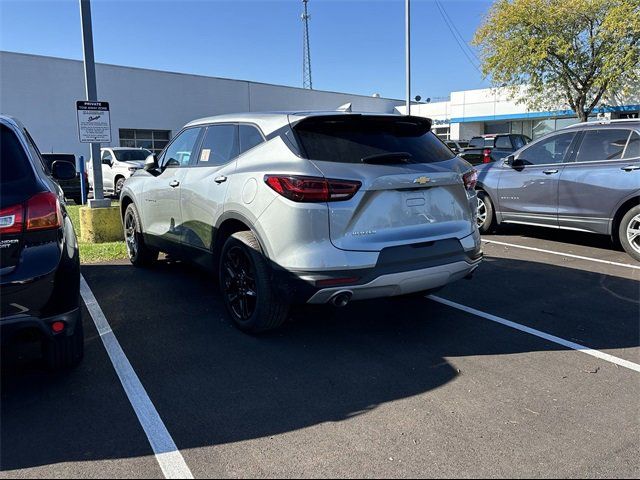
[[329, 291, 353, 307]]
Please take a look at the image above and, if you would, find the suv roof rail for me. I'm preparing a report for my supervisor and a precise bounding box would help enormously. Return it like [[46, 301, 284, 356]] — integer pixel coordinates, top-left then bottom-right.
[[563, 118, 640, 129]]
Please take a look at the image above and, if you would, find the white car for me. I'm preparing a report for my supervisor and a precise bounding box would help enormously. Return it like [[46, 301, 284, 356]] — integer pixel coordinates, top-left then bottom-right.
[[87, 147, 151, 196]]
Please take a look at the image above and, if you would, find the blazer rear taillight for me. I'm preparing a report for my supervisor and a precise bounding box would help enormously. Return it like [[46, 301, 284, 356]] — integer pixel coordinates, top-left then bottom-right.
[[265, 175, 361, 202]]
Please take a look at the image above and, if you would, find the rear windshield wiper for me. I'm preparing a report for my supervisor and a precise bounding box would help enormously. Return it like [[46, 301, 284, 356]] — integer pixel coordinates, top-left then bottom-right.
[[361, 152, 413, 164]]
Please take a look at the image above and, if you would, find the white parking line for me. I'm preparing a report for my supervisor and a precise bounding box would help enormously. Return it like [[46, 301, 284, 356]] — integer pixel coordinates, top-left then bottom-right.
[[429, 295, 640, 374], [482, 239, 640, 271], [80, 276, 194, 479]]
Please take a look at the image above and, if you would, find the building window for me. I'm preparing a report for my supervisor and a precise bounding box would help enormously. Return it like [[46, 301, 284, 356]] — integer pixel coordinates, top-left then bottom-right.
[[485, 122, 510, 135], [119, 129, 171, 154], [433, 127, 450, 140]]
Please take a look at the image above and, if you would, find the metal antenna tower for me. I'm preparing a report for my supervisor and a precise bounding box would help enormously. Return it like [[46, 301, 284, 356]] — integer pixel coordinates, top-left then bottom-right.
[[302, 0, 312, 89]]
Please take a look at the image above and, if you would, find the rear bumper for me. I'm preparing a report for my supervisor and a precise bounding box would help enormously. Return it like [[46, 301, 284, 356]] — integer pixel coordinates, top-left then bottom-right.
[[270, 232, 483, 304], [1, 308, 81, 346], [306, 259, 480, 304]]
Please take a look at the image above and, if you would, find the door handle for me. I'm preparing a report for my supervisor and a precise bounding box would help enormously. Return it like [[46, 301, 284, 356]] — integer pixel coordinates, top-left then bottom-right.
[[214, 175, 228, 184], [622, 165, 640, 172], [169, 180, 180, 188], [543, 169, 559, 175]]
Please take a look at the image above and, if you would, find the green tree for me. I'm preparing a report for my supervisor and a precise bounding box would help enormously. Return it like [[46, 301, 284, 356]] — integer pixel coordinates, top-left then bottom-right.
[[474, 0, 640, 122]]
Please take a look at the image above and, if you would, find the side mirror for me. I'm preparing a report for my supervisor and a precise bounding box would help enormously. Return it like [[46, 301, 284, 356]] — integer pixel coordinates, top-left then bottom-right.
[[505, 154, 515, 166], [51, 161, 76, 181], [102, 157, 113, 166], [144, 154, 158, 171], [512, 158, 527, 168]]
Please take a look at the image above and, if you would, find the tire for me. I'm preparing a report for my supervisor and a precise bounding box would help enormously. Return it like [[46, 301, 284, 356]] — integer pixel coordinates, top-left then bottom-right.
[[618, 205, 640, 262], [219, 231, 289, 333], [124, 203, 158, 267], [115, 177, 126, 195], [43, 318, 84, 370], [476, 191, 495, 234]]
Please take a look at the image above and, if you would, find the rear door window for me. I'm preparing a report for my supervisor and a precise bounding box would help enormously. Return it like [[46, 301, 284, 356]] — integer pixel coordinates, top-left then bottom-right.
[[197, 124, 239, 166], [294, 116, 455, 164], [512, 135, 527, 150], [575, 129, 630, 162], [239, 124, 264, 154], [495, 136, 512, 149]]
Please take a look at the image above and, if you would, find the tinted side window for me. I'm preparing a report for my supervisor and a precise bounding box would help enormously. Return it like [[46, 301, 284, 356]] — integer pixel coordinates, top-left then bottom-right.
[[575, 129, 630, 162], [239, 125, 265, 154], [469, 137, 484, 148], [519, 132, 577, 165], [495, 136, 512, 149], [512, 135, 527, 150], [102, 150, 113, 161], [197, 125, 238, 166], [161, 128, 202, 168], [623, 132, 640, 159], [0, 124, 32, 184]]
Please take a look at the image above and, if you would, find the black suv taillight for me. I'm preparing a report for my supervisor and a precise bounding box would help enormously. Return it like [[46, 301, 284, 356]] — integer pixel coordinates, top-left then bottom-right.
[[0, 204, 24, 235], [264, 175, 361, 202]]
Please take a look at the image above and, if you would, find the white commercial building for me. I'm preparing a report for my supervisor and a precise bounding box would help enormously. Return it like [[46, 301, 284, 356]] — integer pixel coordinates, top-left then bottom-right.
[[397, 87, 640, 141], [3, 51, 638, 155], [0, 51, 403, 159]]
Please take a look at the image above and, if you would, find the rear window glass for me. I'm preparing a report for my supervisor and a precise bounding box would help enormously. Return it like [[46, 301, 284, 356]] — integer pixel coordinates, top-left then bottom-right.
[[294, 116, 455, 164], [468, 137, 483, 149], [495, 136, 512, 149], [42, 154, 75, 170], [1, 124, 33, 185], [114, 149, 151, 161]]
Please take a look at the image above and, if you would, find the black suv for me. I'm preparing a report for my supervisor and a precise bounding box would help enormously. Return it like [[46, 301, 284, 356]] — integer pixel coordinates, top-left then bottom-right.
[[460, 134, 530, 165], [42, 153, 84, 205], [1, 116, 84, 370]]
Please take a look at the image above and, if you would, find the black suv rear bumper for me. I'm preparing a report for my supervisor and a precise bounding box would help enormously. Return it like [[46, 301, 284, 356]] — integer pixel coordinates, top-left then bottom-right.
[[1, 308, 81, 346]]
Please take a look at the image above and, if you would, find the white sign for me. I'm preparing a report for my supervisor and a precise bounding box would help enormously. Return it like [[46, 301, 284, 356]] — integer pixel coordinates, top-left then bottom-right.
[[76, 101, 111, 143]]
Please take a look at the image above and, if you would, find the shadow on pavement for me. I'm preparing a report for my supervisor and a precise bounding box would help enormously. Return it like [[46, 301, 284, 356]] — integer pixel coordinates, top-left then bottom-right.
[[1, 255, 638, 472]]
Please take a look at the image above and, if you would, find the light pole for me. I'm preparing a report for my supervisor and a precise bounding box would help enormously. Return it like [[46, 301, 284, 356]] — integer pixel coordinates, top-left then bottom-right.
[[79, 0, 109, 208], [405, 0, 411, 115]]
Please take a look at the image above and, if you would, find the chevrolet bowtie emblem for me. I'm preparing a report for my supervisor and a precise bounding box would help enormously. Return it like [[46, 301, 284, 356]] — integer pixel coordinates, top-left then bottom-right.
[[414, 176, 431, 185]]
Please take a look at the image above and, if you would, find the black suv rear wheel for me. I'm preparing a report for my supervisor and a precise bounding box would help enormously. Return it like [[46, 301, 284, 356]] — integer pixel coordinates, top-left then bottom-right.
[[219, 231, 289, 333]]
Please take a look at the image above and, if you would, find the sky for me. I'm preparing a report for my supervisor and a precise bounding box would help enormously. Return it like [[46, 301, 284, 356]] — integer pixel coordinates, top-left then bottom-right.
[[0, 0, 493, 100]]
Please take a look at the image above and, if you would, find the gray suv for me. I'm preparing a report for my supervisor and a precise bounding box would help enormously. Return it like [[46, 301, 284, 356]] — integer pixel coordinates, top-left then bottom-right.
[[475, 120, 640, 261], [120, 112, 482, 332]]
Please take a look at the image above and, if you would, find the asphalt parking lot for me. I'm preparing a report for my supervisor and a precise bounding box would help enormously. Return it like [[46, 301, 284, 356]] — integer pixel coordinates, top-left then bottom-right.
[[2, 227, 639, 479]]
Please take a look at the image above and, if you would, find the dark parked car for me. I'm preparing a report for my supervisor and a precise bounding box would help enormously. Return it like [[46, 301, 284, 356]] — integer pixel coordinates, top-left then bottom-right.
[[460, 134, 530, 165], [0, 116, 84, 369], [445, 140, 469, 154], [475, 119, 640, 261], [42, 153, 84, 204]]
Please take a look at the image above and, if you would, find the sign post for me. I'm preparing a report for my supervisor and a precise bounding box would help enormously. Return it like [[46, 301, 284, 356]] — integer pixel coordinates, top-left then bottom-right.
[[79, 0, 110, 208]]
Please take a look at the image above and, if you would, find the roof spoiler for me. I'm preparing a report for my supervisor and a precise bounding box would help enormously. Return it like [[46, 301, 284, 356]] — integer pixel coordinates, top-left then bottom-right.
[[290, 114, 433, 134]]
